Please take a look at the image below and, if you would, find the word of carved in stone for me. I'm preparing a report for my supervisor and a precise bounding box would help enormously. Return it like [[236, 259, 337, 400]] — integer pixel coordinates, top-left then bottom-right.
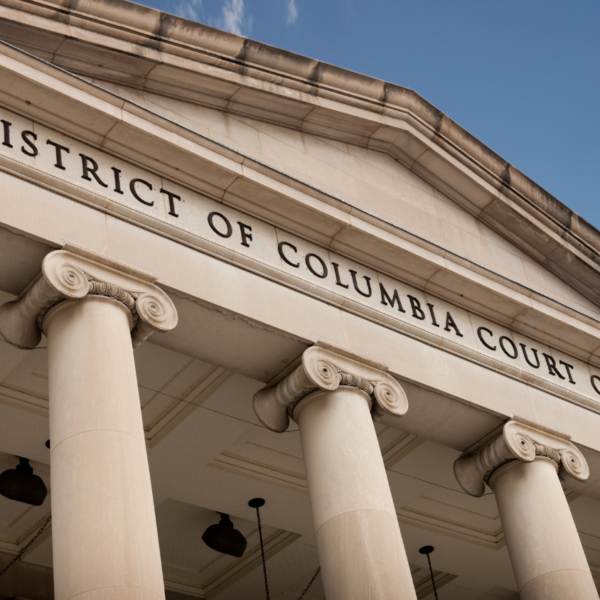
[[454, 416, 589, 497], [0, 249, 178, 350], [253, 346, 409, 432]]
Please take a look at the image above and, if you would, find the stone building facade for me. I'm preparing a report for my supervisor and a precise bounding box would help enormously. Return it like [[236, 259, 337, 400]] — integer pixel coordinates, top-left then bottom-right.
[[0, 1, 599, 599]]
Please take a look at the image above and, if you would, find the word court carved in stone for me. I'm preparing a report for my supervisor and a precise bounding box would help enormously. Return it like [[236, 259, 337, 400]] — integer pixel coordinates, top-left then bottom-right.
[[477, 326, 576, 384]]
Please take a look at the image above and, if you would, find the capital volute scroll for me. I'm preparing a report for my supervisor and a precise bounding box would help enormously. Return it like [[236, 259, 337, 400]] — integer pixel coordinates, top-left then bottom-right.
[[454, 416, 589, 497], [253, 346, 409, 432], [0, 248, 178, 350]]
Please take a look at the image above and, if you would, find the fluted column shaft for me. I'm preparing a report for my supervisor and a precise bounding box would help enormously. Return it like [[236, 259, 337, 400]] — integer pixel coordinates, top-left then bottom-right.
[[295, 386, 416, 600], [490, 458, 598, 600]]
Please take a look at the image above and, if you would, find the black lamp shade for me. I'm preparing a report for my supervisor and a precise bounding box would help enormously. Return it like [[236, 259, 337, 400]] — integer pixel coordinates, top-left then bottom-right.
[[202, 513, 247, 558], [0, 457, 48, 506]]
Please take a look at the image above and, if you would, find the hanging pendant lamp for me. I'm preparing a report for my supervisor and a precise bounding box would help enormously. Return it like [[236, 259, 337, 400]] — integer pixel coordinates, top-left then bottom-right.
[[0, 457, 47, 506], [202, 512, 248, 557]]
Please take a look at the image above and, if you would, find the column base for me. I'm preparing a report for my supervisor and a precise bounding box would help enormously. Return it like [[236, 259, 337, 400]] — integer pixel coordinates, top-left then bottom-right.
[[316, 509, 416, 600]]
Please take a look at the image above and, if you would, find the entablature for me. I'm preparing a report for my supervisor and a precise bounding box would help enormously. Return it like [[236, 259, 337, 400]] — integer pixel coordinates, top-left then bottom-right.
[[3, 43, 600, 458], [0, 43, 597, 370]]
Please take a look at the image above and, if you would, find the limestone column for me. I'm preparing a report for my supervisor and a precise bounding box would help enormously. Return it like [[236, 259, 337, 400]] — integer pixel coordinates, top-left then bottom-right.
[[0, 248, 178, 600], [454, 417, 598, 600], [253, 346, 417, 600]]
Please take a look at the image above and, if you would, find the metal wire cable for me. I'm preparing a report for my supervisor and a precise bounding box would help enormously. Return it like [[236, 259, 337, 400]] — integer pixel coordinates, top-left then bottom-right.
[[425, 552, 439, 600], [0, 515, 51, 578], [297, 566, 321, 599], [254, 505, 270, 600]]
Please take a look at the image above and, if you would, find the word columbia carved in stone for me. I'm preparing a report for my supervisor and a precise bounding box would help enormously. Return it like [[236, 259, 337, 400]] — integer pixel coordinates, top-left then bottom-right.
[[2, 108, 600, 400]]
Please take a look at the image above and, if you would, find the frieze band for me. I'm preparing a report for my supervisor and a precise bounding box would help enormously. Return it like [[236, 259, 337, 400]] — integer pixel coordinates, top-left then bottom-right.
[[3, 107, 600, 404]]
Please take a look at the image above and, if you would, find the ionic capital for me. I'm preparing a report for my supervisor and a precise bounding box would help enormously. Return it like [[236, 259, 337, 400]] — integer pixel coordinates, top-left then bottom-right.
[[454, 416, 589, 497], [0, 247, 177, 350], [253, 346, 408, 432]]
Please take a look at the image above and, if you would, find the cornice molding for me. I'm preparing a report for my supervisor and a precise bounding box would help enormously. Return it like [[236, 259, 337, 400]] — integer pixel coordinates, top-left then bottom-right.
[[0, 247, 178, 349], [454, 416, 589, 497], [253, 346, 408, 432]]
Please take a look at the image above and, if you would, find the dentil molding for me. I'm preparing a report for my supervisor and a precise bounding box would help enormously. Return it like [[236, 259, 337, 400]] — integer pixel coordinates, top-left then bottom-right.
[[0, 247, 178, 350], [253, 346, 409, 432], [454, 416, 589, 497]]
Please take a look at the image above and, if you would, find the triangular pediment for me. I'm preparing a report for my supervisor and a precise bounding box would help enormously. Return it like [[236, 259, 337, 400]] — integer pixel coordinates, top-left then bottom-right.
[[89, 81, 600, 325]]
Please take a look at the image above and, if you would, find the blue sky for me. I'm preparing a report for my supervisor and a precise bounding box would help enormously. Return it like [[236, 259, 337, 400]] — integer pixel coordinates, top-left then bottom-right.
[[135, 0, 600, 228]]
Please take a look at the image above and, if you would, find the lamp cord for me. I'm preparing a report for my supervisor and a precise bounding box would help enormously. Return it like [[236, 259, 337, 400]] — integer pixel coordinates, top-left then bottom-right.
[[254, 505, 270, 600], [0, 515, 52, 578], [254, 506, 323, 600], [425, 552, 439, 600], [297, 566, 321, 599]]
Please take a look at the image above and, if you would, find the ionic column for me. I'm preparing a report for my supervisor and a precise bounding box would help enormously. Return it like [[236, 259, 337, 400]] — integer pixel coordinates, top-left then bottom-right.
[[254, 346, 417, 600], [0, 248, 178, 600], [454, 417, 598, 600]]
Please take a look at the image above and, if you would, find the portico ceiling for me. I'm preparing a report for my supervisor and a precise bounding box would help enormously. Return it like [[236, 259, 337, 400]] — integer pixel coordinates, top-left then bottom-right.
[[1, 280, 600, 598]]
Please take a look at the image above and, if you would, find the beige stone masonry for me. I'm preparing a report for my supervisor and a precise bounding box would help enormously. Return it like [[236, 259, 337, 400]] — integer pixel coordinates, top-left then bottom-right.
[[0, 42, 598, 374], [3, 0, 600, 317]]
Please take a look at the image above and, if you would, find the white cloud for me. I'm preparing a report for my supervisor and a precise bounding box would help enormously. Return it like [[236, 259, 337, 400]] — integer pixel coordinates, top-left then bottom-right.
[[218, 0, 246, 35], [286, 0, 298, 24], [172, 0, 202, 21]]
